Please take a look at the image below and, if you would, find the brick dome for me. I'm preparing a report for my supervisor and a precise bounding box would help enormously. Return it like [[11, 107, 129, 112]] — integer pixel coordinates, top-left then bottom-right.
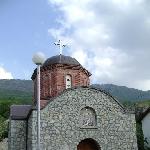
[[32, 54, 91, 107], [43, 55, 81, 67]]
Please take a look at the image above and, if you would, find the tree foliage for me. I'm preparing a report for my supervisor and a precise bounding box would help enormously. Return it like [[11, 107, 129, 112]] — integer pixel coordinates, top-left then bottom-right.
[[0, 99, 30, 141], [0, 116, 8, 141], [136, 122, 145, 150]]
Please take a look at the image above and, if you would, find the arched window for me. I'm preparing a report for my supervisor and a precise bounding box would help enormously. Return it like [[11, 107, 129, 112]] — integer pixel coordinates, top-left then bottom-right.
[[65, 75, 72, 89], [80, 107, 97, 127]]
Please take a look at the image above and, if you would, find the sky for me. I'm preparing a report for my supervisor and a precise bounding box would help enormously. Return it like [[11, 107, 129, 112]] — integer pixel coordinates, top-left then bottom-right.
[[0, 0, 150, 91]]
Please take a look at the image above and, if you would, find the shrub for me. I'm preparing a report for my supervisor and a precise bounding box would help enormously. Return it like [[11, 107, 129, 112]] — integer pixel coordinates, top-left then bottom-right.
[[0, 116, 8, 141]]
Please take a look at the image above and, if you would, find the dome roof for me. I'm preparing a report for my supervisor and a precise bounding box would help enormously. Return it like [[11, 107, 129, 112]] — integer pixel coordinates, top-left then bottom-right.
[[43, 55, 81, 67]]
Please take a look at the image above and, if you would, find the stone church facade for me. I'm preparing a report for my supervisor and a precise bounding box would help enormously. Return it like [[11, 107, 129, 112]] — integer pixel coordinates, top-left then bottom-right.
[[9, 55, 138, 150]]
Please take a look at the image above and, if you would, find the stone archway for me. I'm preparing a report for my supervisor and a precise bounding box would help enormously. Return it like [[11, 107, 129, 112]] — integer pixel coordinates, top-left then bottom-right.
[[77, 138, 101, 150]]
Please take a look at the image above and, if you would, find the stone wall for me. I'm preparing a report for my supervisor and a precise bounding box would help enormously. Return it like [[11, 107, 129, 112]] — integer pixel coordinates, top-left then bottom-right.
[[28, 87, 138, 150], [27, 111, 37, 150], [0, 138, 8, 150], [8, 119, 27, 150]]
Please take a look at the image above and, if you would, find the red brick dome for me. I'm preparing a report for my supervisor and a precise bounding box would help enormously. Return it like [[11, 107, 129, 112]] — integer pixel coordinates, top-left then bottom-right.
[[32, 54, 91, 107]]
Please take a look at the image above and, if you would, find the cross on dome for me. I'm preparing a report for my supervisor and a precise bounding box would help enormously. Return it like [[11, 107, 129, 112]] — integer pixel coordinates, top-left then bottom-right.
[[54, 40, 66, 55]]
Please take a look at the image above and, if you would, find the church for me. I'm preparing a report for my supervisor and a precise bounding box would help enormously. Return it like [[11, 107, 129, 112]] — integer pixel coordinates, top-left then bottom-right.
[[8, 54, 138, 150]]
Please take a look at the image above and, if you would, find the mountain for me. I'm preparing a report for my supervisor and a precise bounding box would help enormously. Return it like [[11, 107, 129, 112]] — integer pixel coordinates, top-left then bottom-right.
[[92, 84, 150, 102], [0, 79, 150, 104], [0, 79, 33, 104]]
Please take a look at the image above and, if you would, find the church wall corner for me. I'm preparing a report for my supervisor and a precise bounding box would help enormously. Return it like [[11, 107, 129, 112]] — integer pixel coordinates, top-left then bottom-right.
[[8, 119, 27, 150]]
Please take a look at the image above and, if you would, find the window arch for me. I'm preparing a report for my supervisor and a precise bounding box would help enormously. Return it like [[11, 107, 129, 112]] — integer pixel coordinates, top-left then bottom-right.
[[65, 74, 72, 89], [80, 107, 97, 127]]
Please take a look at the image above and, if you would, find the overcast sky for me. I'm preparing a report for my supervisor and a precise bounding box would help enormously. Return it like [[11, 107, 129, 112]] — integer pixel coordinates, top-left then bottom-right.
[[0, 0, 150, 91]]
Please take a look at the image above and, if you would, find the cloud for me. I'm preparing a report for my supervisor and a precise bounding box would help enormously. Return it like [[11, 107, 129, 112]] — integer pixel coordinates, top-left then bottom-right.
[[48, 0, 150, 90], [0, 66, 13, 79]]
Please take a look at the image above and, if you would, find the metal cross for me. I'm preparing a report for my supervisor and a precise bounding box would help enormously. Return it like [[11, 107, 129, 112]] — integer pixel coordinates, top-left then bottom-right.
[[54, 40, 66, 55]]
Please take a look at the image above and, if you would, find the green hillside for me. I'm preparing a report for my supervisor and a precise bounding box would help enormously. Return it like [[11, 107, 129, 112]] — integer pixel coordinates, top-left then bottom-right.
[[0, 79, 33, 104], [0, 79, 150, 105], [92, 84, 150, 102]]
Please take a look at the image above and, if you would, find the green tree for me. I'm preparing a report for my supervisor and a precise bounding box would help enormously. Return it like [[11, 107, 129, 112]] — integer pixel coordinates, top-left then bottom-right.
[[0, 116, 8, 141], [136, 122, 144, 150]]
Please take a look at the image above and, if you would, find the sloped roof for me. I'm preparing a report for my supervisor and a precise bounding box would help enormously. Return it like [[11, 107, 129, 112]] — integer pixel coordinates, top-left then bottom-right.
[[10, 105, 32, 120], [31, 54, 91, 80], [43, 55, 81, 67], [41, 86, 126, 112], [138, 107, 150, 121], [10, 87, 130, 120]]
